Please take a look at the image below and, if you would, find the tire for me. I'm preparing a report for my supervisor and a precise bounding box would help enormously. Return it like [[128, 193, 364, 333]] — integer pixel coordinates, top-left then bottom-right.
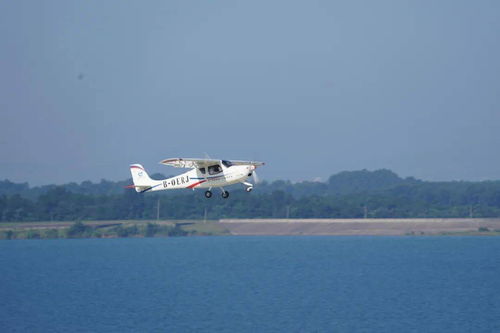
[[205, 190, 212, 198], [246, 187, 253, 192], [221, 191, 229, 199]]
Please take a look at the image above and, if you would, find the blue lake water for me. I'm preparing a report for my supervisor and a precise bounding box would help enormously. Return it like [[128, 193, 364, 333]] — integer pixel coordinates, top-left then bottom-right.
[[1, 236, 500, 332]]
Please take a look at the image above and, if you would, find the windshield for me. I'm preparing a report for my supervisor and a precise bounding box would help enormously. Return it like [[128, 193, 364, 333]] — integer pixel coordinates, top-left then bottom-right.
[[222, 160, 233, 168]]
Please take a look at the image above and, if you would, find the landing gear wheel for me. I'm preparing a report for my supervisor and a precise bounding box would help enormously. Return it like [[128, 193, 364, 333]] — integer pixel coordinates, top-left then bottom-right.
[[221, 191, 230, 199], [205, 190, 212, 198], [246, 187, 253, 192]]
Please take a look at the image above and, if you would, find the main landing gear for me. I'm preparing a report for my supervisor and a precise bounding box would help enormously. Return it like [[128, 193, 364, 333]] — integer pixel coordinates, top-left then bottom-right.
[[204, 189, 230, 199]]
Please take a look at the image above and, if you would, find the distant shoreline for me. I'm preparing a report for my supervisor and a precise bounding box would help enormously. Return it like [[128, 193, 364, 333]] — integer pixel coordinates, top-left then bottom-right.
[[2, 218, 500, 239], [220, 218, 500, 236]]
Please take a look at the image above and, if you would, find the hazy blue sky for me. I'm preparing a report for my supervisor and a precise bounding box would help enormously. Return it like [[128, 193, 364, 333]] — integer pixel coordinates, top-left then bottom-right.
[[1, 0, 499, 185]]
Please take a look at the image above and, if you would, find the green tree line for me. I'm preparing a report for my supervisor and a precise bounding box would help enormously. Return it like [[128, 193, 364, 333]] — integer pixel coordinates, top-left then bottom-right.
[[1, 169, 500, 221]]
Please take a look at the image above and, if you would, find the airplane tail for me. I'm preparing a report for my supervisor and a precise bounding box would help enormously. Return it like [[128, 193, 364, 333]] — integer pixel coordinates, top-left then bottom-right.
[[129, 164, 155, 192]]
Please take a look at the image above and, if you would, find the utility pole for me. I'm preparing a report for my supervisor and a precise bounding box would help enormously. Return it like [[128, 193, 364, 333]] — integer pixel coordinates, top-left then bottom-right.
[[157, 198, 160, 222], [364, 205, 368, 219], [204, 207, 208, 223]]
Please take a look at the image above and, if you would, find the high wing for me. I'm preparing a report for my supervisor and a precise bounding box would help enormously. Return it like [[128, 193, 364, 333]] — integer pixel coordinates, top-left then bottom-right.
[[159, 158, 221, 169], [227, 160, 265, 167], [159, 158, 265, 169]]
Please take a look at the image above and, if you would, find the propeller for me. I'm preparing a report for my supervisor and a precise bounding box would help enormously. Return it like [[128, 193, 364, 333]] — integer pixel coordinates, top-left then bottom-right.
[[250, 152, 263, 185], [252, 170, 260, 184], [248, 164, 261, 184]]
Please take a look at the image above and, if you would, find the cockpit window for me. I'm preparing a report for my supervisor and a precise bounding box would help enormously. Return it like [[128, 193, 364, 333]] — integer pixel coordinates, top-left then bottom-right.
[[199, 167, 206, 174], [222, 160, 233, 168], [208, 164, 222, 175]]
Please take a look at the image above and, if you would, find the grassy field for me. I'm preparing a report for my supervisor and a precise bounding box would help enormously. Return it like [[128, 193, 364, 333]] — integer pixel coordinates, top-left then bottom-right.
[[177, 221, 230, 236], [0, 220, 230, 240]]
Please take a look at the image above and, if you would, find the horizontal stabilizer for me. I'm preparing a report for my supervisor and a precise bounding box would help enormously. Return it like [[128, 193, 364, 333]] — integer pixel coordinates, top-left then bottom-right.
[[125, 184, 153, 193]]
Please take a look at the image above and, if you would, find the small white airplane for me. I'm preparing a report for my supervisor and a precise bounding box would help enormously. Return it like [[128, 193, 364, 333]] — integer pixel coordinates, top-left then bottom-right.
[[127, 158, 265, 198]]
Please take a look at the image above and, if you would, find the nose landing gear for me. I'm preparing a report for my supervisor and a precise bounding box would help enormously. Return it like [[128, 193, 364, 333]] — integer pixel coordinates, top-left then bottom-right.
[[243, 182, 254, 193]]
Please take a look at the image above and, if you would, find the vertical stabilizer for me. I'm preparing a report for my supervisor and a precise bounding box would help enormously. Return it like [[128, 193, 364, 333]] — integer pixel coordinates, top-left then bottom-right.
[[129, 164, 154, 192]]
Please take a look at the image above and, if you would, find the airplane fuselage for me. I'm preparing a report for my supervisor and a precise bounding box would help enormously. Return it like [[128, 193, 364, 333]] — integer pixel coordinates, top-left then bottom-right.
[[146, 164, 253, 192]]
